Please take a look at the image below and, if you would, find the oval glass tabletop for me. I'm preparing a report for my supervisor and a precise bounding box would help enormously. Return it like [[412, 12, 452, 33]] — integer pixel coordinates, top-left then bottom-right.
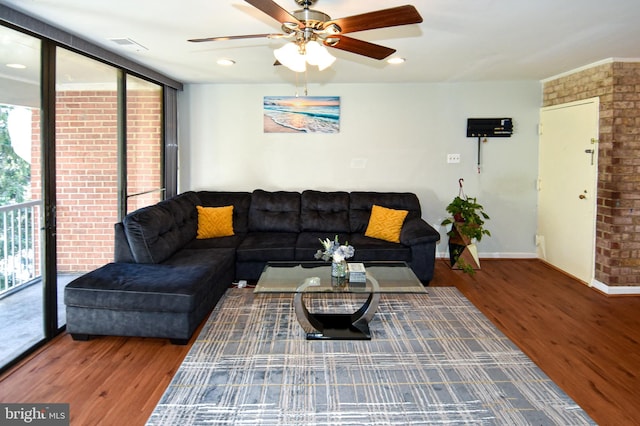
[[253, 261, 427, 294]]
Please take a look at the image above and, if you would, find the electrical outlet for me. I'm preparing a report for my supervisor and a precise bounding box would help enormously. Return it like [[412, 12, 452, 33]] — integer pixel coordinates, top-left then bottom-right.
[[447, 154, 461, 163]]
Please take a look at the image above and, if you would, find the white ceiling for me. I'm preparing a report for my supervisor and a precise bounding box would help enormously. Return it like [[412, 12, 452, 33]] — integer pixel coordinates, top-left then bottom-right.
[[2, 0, 640, 85]]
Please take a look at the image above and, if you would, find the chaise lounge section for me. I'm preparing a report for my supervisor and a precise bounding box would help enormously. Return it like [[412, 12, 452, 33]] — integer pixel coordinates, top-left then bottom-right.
[[65, 189, 440, 343]]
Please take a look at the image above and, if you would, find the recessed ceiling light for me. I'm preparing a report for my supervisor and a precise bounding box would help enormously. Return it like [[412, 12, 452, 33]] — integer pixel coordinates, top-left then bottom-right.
[[217, 58, 236, 66], [6, 63, 27, 69], [387, 57, 406, 65]]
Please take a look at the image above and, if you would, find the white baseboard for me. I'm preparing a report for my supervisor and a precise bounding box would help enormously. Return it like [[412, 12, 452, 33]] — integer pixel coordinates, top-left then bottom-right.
[[591, 279, 640, 296], [436, 251, 537, 259], [479, 252, 538, 259]]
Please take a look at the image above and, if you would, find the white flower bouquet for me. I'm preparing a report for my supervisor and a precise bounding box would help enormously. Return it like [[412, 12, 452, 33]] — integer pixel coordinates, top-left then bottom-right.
[[314, 235, 355, 262]]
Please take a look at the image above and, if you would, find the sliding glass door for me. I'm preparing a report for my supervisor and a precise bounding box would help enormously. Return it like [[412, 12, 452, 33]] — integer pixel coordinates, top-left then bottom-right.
[[0, 26, 43, 368], [54, 48, 120, 325], [0, 20, 171, 371]]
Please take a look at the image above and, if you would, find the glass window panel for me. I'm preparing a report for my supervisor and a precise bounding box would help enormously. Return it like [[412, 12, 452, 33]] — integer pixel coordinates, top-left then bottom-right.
[[55, 48, 119, 325], [0, 25, 43, 369], [126, 75, 163, 213]]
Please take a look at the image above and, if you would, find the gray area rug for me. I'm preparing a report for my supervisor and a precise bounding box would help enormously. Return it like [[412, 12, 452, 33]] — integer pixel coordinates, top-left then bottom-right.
[[146, 288, 595, 425]]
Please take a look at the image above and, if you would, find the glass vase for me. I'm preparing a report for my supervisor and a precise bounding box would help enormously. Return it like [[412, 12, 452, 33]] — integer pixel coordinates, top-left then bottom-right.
[[331, 259, 347, 278]]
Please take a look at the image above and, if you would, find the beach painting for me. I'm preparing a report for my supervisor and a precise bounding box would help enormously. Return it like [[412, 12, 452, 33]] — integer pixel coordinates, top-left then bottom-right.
[[263, 96, 340, 133]]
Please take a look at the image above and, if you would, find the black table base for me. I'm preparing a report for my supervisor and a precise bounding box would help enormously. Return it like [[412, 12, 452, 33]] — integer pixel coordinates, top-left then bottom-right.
[[294, 289, 380, 340]]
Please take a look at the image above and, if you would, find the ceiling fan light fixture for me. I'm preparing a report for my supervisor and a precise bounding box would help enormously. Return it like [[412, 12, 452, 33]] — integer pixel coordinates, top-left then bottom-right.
[[274, 42, 307, 72], [274, 40, 335, 73], [304, 40, 336, 70], [190, 2, 423, 72]]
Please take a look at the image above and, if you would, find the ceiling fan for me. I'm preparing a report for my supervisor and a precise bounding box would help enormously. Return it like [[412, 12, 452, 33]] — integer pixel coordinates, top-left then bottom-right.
[[188, 0, 423, 71]]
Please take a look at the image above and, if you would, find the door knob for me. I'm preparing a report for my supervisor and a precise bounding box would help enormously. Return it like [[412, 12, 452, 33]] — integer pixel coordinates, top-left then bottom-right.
[[579, 194, 586, 199]]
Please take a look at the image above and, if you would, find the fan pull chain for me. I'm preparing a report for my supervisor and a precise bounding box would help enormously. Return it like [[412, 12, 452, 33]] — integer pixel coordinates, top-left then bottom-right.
[[293, 69, 308, 97]]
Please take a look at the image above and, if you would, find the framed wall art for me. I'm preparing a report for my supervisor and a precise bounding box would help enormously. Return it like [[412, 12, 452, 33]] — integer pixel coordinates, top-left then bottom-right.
[[263, 96, 340, 133]]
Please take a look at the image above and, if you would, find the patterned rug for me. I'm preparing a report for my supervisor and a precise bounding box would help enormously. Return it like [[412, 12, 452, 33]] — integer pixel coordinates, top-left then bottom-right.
[[146, 288, 595, 425]]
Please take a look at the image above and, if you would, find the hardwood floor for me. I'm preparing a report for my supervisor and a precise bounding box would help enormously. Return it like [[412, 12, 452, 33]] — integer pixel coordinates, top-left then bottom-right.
[[1, 259, 638, 425], [446, 260, 640, 426]]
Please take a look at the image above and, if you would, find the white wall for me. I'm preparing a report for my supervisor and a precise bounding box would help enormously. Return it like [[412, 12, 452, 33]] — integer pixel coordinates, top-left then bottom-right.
[[178, 81, 542, 258]]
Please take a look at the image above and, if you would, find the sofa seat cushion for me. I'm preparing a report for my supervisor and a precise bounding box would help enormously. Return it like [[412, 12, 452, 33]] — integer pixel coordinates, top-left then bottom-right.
[[236, 232, 298, 262], [347, 234, 412, 262], [64, 262, 220, 314], [295, 232, 351, 261], [162, 247, 235, 270]]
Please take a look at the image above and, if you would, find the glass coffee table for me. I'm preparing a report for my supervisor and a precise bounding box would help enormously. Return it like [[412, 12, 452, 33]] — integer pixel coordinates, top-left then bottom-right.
[[254, 261, 427, 340]]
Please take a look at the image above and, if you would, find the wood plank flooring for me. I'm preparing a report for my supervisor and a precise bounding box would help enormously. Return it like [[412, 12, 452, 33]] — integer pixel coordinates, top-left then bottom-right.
[[1, 259, 639, 425]]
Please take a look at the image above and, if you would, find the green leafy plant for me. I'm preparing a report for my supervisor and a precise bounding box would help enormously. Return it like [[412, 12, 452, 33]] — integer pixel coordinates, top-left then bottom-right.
[[441, 196, 491, 242], [0, 106, 30, 205], [455, 257, 476, 275]]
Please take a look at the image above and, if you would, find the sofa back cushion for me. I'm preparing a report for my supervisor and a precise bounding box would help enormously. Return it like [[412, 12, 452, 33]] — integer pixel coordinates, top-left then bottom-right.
[[196, 191, 252, 233], [122, 192, 199, 263], [249, 189, 301, 232], [301, 190, 350, 232], [349, 192, 422, 233], [158, 191, 199, 236]]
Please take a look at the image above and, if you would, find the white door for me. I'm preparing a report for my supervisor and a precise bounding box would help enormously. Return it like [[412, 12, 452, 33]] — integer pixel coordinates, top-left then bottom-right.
[[538, 98, 599, 284]]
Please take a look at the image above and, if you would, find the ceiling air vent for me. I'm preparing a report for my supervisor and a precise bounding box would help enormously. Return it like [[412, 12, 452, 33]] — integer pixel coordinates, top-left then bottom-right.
[[108, 38, 148, 51]]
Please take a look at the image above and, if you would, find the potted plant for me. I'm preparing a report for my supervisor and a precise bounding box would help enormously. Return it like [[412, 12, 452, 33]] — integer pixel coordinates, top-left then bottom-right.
[[441, 183, 490, 274]]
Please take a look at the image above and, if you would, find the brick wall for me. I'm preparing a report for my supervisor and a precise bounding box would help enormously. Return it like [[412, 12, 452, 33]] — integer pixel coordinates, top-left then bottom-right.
[[543, 61, 640, 286], [54, 91, 119, 272], [30, 90, 161, 273]]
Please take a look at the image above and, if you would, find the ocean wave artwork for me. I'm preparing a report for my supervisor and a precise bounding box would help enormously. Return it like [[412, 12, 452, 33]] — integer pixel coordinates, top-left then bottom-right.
[[263, 96, 340, 133]]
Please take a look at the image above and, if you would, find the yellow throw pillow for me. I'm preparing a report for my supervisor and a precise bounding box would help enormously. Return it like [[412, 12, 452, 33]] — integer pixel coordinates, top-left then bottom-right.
[[196, 205, 234, 239], [364, 204, 409, 243]]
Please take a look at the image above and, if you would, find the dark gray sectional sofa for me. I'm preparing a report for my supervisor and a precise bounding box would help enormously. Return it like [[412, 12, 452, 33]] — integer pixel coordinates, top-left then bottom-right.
[[65, 189, 440, 344]]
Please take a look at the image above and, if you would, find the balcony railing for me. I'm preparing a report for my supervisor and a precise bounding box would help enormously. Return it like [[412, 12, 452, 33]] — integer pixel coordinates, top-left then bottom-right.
[[0, 200, 40, 297]]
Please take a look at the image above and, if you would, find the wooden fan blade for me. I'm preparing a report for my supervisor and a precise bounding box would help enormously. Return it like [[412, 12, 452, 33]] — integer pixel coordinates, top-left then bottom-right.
[[324, 36, 396, 60], [245, 0, 303, 27], [188, 34, 285, 42], [323, 5, 422, 34]]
